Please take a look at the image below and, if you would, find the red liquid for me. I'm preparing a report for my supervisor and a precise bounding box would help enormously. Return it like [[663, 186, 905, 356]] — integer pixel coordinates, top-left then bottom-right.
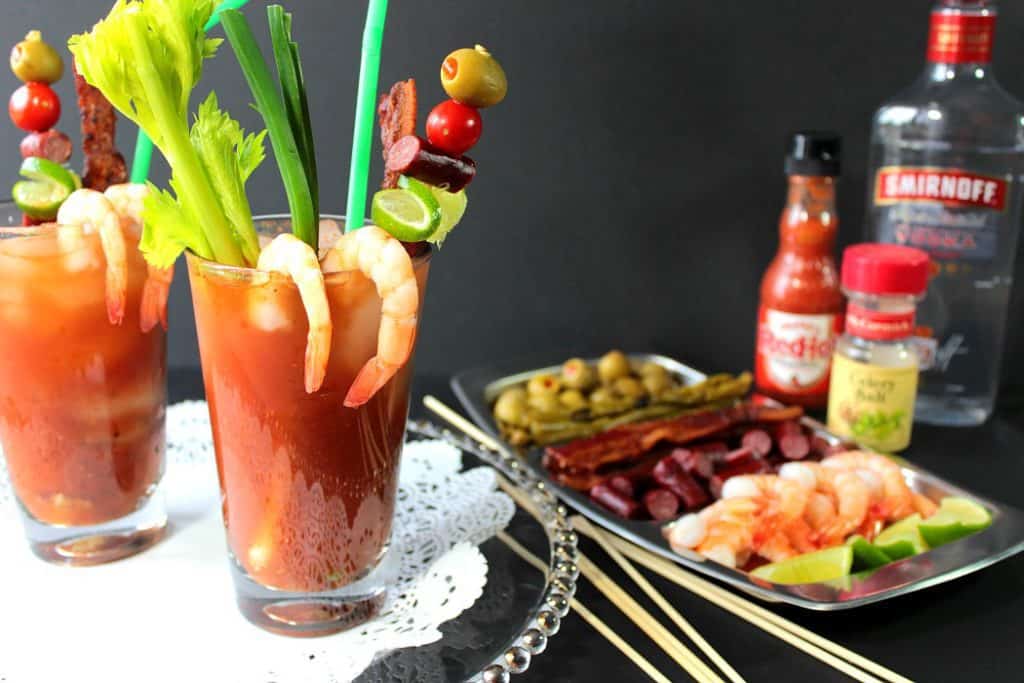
[[188, 249, 430, 593], [0, 228, 166, 526]]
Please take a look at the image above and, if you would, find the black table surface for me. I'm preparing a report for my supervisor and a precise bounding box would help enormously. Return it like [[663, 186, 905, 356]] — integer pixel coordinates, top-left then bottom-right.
[[169, 368, 1024, 683]]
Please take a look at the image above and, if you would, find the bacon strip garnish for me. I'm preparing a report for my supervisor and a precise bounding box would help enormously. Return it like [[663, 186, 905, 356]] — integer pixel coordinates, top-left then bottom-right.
[[377, 78, 417, 190], [73, 59, 126, 192]]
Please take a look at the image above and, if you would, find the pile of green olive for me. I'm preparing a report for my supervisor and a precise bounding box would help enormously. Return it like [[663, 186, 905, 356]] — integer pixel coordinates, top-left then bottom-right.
[[492, 351, 752, 447]]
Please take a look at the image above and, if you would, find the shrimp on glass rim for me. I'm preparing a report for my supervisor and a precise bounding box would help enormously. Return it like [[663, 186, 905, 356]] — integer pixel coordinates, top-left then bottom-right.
[[256, 233, 332, 394], [56, 188, 127, 325], [103, 183, 174, 332], [321, 225, 419, 408]]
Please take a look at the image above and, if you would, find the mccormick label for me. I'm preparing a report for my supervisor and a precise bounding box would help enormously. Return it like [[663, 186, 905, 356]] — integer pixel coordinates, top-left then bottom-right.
[[827, 355, 918, 453], [755, 308, 840, 398], [927, 12, 995, 65], [845, 303, 915, 341], [871, 166, 1010, 262]]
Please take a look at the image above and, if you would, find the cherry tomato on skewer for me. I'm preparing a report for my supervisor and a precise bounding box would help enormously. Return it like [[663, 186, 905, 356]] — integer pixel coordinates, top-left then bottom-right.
[[426, 99, 482, 157], [9, 82, 60, 132]]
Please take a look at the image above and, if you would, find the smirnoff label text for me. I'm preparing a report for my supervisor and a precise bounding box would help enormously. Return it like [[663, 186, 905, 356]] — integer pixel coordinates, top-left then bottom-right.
[[871, 166, 1009, 262], [874, 168, 1007, 211], [754, 308, 840, 397]]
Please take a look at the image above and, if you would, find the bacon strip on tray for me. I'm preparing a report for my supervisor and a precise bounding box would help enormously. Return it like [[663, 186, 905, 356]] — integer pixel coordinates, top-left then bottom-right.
[[543, 402, 804, 490], [74, 59, 126, 192]]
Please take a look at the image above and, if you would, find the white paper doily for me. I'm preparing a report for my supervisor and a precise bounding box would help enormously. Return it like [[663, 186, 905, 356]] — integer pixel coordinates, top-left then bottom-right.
[[0, 401, 514, 683]]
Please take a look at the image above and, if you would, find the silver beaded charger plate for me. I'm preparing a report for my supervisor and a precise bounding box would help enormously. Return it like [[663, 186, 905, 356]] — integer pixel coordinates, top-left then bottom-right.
[[451, 352, 1024, 611], [372, 423, 580, 683]]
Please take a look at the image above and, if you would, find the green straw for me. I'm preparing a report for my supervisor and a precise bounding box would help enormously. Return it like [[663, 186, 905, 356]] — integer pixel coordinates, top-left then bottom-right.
[[344, 0, 388, 232], [128, 0, 251, 184]]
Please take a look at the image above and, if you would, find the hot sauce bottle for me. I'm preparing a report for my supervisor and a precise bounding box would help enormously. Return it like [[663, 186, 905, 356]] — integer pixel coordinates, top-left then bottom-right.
[[754, 132, 844, 409]]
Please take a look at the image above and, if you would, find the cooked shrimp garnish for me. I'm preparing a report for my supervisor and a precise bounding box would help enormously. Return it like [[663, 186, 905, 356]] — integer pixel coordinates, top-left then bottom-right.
[[257, 233, 332, 393], [57, 189, 127, 325], [685, 497, 765, 568], [104, 183, 173, 332], [320, 225, 419, 408], [780, 461, 872, 544], [823, 451, 915, 521]]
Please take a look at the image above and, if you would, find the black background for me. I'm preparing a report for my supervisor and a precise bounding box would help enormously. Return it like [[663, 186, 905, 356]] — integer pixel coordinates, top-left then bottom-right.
[[2, 0, 1022, 394]]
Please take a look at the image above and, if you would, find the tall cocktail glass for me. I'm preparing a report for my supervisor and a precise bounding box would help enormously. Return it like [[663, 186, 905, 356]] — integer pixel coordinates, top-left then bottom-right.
[[0, 203, 168, 565], [187, 215, 430, 636]]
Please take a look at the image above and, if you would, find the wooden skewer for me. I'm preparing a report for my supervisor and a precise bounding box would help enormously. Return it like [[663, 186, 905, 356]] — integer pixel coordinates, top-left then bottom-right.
[[422, 396, 721, 683], [497, 530, 674, 683], [602, 535, 909, 683], [572, 515, 746, 683], [574, 551, 724, 683]]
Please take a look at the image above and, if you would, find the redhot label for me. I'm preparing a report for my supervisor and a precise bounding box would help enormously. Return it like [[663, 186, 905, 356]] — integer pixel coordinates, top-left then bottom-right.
[[874, 167, 1007, 211], [927, 12, 995, 64], [755, 307, 841, 398], [845, 303, 915, 341]]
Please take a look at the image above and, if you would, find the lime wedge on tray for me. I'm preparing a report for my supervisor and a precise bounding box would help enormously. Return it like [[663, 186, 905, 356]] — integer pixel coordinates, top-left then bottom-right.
[[848, 535, 892, 571], [919, 497, 992, 548], [873, 514, 928, 561], [372, 181, 441, 242], [750, 546, 853, 585]]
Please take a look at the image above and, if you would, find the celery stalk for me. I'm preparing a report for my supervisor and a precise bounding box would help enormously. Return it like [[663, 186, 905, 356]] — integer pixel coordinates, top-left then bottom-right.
[[125, 19, 246, 267], [221, 9, 316, 249]]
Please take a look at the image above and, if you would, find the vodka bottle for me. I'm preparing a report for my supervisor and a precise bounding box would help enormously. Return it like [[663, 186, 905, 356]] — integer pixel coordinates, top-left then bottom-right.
[[865, 0, 1024, 425]]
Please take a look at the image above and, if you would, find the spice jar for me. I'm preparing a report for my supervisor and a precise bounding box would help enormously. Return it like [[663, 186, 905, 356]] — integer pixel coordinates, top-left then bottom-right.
[[827, 244, 931, 452]]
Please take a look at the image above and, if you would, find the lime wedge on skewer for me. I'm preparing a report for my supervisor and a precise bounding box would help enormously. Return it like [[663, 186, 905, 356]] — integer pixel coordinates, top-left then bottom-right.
[[750, 546, 853, 585], [12, 179, 70, 220], [372, 183, 441, 242], [873, 514, 928, 561], [919, 497, 992, 547], [20, 157, 78, 193], [400, 176, 467, 246]]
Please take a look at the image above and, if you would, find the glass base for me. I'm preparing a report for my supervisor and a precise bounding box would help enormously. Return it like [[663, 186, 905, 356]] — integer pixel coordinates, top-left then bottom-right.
[[915, 394, 993, 427], [232, 540, 400, 637], [22, 488, 167, 566]]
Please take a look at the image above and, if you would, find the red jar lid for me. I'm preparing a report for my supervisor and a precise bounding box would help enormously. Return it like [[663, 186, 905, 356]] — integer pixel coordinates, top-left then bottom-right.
[[841, 244, 930, 295]]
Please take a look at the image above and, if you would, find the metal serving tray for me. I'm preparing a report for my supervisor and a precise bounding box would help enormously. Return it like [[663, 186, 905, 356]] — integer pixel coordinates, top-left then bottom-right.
[[451, 353, 1024, 611]]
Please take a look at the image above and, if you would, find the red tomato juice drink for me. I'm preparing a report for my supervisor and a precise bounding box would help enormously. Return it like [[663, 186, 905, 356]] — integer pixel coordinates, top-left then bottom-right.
[[0, 216, 167, 565], [187, 217, 430, 636]]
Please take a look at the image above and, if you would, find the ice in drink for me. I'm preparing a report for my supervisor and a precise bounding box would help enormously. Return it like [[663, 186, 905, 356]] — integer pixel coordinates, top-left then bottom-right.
[[188, 223, 429, 594], [0, 224, 166, 534]]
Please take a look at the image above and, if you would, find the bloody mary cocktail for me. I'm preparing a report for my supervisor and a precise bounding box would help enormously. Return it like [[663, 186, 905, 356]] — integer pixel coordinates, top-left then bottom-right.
[[188, 217, 429, 632], [0, 215, 167, 563]]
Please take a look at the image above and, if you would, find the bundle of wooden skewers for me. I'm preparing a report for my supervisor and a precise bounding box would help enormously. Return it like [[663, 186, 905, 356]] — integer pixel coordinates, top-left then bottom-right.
[[422, 395, 914, 683]]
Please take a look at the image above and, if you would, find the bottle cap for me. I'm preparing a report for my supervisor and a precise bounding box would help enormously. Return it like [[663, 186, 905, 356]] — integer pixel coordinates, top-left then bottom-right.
[[785, 131, 841, 177], [841, 244, 931, 295]]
